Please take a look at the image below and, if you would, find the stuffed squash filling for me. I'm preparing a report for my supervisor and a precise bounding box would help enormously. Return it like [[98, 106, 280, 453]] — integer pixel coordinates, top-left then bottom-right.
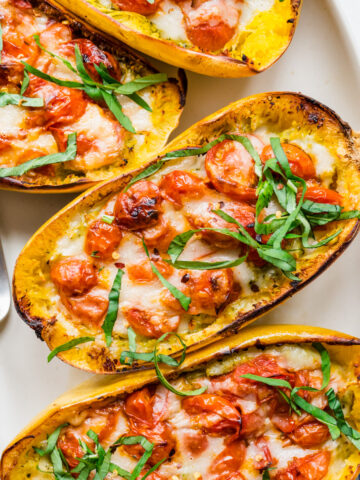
[[0, 0, 183, 188], [89, 0, 298, 69], [45, 130, 359, 362], [30, 343, 360, 480]]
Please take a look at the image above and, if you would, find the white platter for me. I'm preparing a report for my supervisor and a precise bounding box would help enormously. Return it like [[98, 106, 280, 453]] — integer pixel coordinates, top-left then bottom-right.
[[0, 0, 359, 454]]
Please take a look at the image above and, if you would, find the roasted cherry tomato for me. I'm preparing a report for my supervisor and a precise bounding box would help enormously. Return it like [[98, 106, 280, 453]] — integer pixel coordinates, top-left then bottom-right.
[[124, 388, 176, 465], [289, 421, 330, 448], [112, 0, 163, 15], [123, 306, 180, 338], [261, 143, 316, 180], [180, 0, 240, 51], [84, 219, 123, 261], [159, 170, 205, 208], [183, 393, 241, 436], [72, 39, 121, 81], [142, 216, 180, 252], [61, 293, 109, 328], [183, 432, 209, 456], [205, 136, 264, 201], [57, 429, 85, 469], [115, 181, 163, 230], [299, 183, 343, 205], [26, 76, 88, 128], [58, 405, 121, 468], [50, 257, 98, 296], [162, 268, 233, 315], [2, 34, 39, 65], [213, 354, 291, 399], [209, 440, 246, 478], [275, 450, 331, 480], [127, 257, 173, 283], [186, 200, 256, 249]]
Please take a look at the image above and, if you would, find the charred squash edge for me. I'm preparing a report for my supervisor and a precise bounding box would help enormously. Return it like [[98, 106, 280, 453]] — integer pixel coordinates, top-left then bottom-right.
[[1, 324, 360, 480], [0, 0, 187, 193], [12, 92, 360, 374]]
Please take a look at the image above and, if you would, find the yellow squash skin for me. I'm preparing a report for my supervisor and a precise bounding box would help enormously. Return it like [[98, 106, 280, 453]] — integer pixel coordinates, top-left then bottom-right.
[[46, 0, 302, 78], [12, 92, 360, 374], [1, 325, 360, 480], [0, 0, 186, 193]]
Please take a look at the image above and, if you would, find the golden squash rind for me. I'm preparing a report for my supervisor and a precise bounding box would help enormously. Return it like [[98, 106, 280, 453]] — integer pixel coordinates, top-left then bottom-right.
[[12, 92, 360, 374], [47, 0, 302, 78], [45, 0, 302, 77], [0, 0, 186, 193], [2, 325, 360, 480]]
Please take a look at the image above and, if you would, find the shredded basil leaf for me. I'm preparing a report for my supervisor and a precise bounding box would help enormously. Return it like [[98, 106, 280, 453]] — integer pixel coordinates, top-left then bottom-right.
[[21, 70, 30, 95], [326, 388, 360, 449], [167, 255, 247, 271], [24, 36, 167, 132], [34, 424, 69, 456], [47, 336, 95, 362], [0, 91, 43, 108], [102, 215, 114, 225], [0, 132, 77, 178], [153, 333, 207, 397], [123, 160, 167, 192], [120, 328, 180, 367], [102, 268, 124, 346], [142, 238, 191, 311], [313, 342, 331, 389]]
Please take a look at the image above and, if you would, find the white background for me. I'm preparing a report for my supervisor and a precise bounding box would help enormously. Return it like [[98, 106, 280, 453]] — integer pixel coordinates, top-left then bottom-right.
[[0, 0, 359, 454]]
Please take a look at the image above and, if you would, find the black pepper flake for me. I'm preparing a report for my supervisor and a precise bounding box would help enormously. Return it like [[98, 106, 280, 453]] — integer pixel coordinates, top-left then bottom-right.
[[181, 273, 190, 283], [287, 18, 295, 23]]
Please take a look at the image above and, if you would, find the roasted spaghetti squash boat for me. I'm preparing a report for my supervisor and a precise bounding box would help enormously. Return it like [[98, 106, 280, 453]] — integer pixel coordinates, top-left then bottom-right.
[[0, 0, 185, 192], [13, 92, 360, 373], [47, 0, 302, 78], [2, 325, 360, 480]]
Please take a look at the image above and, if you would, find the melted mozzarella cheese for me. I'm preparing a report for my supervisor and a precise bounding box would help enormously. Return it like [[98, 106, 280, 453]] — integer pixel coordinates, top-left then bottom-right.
[[150, 0, 187, 42], [238, 0, 275, 30], [61, 103, 125, 171], [117, 92, 153, 132], [0, 104, 26, 135]]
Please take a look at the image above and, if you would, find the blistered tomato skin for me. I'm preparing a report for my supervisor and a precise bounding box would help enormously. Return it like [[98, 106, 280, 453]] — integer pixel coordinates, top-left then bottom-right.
[[275, 450, 331, 480], [72, 39, 121, 81], [261, 143, 316, 180], [205, 137, 263, 201], [61, 293, 109, 328], [26, 77, 88, 129], [209, 440, 246, 478], [183, 393, 241, 436], [300, 183, 343, 206], [141, 216, 180, 252], [162, 269, 233, 315], [124, 388, 176, 465], [186, 200, 256, 249], [113, 0, 163, 15], [57, 429, 85, 469], [85, 219, 123, 261], [160, 170, 205, 208], [123, 306, 180, 338], [289, 421, 330, 448], [114, 181, 163, 230], [178, 0, 240, 51], [50, 257, 98, 296], [127, 257, 173, 283]]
